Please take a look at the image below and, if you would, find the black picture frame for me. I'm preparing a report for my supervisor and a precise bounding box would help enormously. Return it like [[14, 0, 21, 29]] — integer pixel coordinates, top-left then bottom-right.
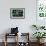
[[10, 8, 25, 19]]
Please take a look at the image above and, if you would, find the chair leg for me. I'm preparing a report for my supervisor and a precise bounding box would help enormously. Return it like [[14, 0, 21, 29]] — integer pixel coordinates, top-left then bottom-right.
[[4, 41, 7, 46]]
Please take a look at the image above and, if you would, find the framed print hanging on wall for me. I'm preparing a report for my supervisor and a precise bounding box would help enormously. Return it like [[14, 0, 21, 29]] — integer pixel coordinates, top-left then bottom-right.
[[36, 0, 46, 26], [10, 8, 25, 19], [37, 0, 46, 18]]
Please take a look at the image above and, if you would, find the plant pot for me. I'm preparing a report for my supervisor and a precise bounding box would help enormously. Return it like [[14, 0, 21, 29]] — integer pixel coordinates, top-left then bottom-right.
[[40, 38, 45, 43], [37, 39, 45, 44], [37, 39, 40, 43]]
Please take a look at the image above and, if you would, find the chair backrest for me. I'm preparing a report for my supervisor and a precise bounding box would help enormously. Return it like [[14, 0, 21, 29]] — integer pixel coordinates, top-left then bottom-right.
[[11, 27, 18, 34], [18, 33, 29, 42]]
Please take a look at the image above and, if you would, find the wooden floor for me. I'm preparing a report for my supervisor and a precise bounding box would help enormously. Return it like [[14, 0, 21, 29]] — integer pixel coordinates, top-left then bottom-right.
[[0, 42, 46, 46]]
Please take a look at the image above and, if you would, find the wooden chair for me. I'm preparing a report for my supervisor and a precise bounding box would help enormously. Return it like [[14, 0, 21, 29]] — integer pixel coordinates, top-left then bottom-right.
[[4, 33, 18, 46], [18, 33, 30, 46]]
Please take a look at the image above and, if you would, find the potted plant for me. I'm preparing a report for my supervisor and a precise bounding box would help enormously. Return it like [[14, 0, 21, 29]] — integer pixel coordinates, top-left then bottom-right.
[[32, 25, 40, 30], [32, 24, 45, 30], [33, 32, 46, 43]]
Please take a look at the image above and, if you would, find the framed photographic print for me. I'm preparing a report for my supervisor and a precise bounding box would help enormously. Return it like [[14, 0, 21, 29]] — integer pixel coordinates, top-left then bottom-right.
[[10, 8, 25, 19], [37, 0, 46, 18], [36, 0, 46, 26]]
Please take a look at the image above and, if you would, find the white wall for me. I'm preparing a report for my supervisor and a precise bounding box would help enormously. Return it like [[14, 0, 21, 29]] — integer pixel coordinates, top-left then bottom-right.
[[0, 0, 36, 42]]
